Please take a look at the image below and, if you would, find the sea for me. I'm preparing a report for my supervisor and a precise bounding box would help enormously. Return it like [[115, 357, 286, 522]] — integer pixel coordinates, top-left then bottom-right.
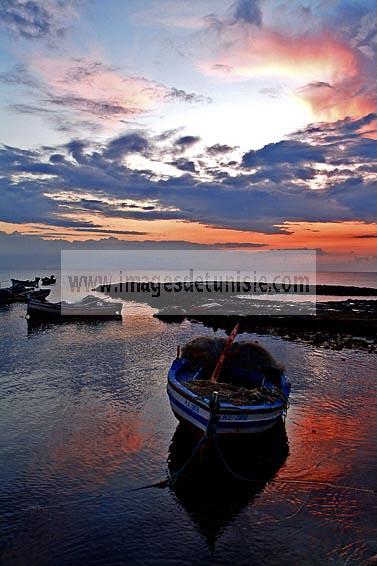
[[0, 271, 376, 565]]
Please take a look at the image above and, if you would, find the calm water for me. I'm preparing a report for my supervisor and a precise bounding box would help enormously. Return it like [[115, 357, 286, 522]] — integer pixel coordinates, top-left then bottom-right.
[[1, 273, 377, 565], [316, 271, 377, 287]]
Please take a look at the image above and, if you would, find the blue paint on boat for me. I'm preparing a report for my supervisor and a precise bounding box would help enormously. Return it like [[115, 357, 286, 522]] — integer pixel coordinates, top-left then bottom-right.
[[167, 357, 291, 435]]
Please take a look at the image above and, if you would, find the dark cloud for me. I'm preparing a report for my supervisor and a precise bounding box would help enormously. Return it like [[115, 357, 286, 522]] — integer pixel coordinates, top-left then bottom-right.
[[353, 234, 377, 238], [166, 88, 212, 104], [242, 140, 326, 168], [230, 0, 262, 26], [0, 65, 37, 86], [0, 0, 79, 41], [46, 94, 136, 119], [49, 153, 65, 164], [204, 0, 262, 37], [305, 81, 333, 90], [8, 103, 55, 115], [69, 228, 147, 236], [0, 114, 376, 235], [104, 133, 150, 160], [206, 143, 236, 155], [174, 135, 201, 149], [171, 158, 197, 173]]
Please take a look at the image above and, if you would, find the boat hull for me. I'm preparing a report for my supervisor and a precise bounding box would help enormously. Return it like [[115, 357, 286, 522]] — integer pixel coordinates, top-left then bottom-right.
[[167, 359, 290, 436], [11, 278, 39, 288], [41, 278, 56, 286], [0, 288, 50, 303], [27, 299, 122, 319]]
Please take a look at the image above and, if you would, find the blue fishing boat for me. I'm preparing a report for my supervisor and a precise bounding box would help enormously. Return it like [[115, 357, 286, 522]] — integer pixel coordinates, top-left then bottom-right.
[[167, 360, 290, 435], [167, 327, 291, 435]]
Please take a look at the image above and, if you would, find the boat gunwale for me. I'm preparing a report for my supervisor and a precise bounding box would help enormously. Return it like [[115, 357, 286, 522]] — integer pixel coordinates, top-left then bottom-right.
[[168, 360, 287, 414]]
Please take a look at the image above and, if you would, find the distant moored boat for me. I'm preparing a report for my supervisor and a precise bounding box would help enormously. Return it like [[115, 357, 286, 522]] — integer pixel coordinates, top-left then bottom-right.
[[27, 295, 122, 319], [41, 275, 56, 286], [11, 277, 40, 288], [0, 286, 50, 304]]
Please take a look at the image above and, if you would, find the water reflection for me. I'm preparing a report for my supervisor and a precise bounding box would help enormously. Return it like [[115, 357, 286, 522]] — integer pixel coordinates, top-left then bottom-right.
[[45, 405, 146, 487], [167, 420, 289, 548], [26, 317, 122, 335], [1, 292, 377, 565]]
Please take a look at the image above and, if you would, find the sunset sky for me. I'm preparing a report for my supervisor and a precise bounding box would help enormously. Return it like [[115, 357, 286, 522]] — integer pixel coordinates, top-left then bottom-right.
[[0, 0, 376, 269]]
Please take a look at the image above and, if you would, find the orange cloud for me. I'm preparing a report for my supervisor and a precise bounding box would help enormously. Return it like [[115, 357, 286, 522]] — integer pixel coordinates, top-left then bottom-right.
[[201, 28, 376, 122], [268, 221, 377, 256], [298, 79, 376, 122], [357, 117, 377, 140], [202, 30, 358, 84]]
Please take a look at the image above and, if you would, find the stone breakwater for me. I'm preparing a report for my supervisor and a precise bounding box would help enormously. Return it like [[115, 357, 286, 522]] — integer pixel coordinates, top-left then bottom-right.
[[155, 299, 377, 353]]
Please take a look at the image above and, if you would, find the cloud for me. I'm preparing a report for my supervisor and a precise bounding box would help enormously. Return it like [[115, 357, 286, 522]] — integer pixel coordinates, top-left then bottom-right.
[[202, 29, 359, 83], [242, 139, 326, 168], [0, 231, 267, 268], [204, 0, 262, 35], [0, 64, 38, 86], [206, 143, 236, 155], [104, 133, 150, 160], [299, 75, 377, 123], [0, 0, 80, 41], [8, 103, 55, 115], [230, 0, 262, 26], [32, 57, 168, 126], [197, 1, 377, 122], [174, 135, 201, 149], [170, 158, 198, 173], [166, 87, 212, 104], [65, 227, 148, 236], [1, 56, 211, 133], [353, 234, 377, 239], [0, 113, 376, 235]]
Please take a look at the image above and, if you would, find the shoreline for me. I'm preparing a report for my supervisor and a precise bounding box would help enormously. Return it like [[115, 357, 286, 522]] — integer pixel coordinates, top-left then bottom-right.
[[154, 299, 377, 353], [96, 283, 377, 352]]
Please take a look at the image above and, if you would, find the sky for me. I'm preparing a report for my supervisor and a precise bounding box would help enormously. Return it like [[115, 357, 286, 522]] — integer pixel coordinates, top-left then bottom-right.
[[0, 0, 376, 269]]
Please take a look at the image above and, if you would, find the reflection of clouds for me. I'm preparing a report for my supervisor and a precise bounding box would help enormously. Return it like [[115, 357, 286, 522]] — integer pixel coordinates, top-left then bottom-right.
[[281, 347, 377, 530], [287, 400, 374, 484], [47, 404, 145, 486]]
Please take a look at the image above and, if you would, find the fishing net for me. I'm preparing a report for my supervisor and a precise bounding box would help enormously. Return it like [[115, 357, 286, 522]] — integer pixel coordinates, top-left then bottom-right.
[[181, 337, 286, 405], [185, 380, 287, 406], [181, 337, 227, 373], [181, 337, 284, 378]]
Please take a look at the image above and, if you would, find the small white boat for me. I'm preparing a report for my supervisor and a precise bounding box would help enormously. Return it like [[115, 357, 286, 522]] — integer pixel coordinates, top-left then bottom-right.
[[11, 277, 40, 288], [27, 295, 122, 319]]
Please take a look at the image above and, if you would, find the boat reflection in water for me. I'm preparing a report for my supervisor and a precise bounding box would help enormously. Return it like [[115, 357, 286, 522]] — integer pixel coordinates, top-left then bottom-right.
[[167, 419, 289, 547]]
